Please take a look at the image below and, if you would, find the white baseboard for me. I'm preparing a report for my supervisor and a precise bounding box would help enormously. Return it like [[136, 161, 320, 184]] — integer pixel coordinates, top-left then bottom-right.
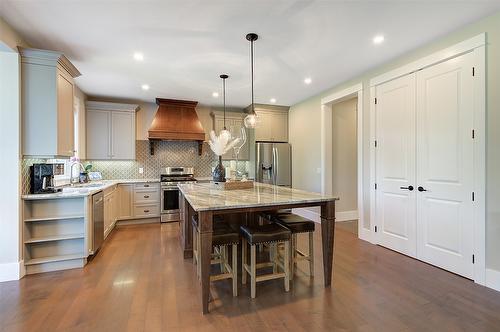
[[485, 268, 500, 292], [336, 210, 358, 222], [292, 208, 358, 223], [0, 260, 24, 282]]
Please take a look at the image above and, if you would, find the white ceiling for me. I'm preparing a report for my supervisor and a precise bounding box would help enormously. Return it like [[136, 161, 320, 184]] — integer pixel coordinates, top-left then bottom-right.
[[2, 1, 499, 107]]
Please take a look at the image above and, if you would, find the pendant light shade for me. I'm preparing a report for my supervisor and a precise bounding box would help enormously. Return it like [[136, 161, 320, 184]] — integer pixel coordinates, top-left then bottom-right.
[[244, 33, 258, 129], [219, 74, 231, 140]]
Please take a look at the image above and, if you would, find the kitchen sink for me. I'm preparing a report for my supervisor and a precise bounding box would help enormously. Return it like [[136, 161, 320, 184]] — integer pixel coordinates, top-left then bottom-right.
[[71, 182, 104, 188], [62, 187, 92, 194]]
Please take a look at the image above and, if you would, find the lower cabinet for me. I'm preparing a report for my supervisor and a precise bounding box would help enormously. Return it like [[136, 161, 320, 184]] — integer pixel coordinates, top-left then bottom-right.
[[132, 183, 160, 218], [117, 184, 134, 219], [104, 185, 118, 238], [115, 182, 160, 221], [102, 182, 160, 239]]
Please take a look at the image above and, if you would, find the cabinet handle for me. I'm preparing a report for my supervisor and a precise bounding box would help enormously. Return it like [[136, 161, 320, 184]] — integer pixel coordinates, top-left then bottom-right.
[[144, 209, 150, 213], [418, 186, 427, 192], [144, 195, 150, 198], [144, 184, 150, 187]]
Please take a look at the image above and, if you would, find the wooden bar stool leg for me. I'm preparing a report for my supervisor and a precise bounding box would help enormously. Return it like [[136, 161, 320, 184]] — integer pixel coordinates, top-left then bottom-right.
[[309, 231, 314, 277], [284, 240, 290, 292], [242, 238, 247, 285], [272, 243, 278, 273], [220, 245, 225, 273], [232, 243, 238, 297], [250, 244, 256, 299], [292, 234, 298, 279]]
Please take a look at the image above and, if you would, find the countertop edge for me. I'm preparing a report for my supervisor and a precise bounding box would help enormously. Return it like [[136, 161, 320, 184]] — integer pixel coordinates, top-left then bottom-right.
[[22, 179, 160, 200], [178, 182, 339, 212]]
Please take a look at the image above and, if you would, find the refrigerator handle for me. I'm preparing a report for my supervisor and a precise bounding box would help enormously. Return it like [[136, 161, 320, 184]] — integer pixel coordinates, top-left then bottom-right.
[[272, 146, 278, 185]]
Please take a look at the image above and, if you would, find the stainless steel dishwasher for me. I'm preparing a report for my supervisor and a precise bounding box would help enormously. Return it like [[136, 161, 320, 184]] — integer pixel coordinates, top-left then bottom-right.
[[92, 191, 104, 254]]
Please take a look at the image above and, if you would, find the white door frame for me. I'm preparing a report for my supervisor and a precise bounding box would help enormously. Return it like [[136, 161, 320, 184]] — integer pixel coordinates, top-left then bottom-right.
[[320, 83, 368, 241], [369, 33, 486, 285]]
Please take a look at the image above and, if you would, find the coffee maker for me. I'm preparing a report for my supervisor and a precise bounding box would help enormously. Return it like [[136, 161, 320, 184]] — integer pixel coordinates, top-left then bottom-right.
[[30, 163, 61, 194]]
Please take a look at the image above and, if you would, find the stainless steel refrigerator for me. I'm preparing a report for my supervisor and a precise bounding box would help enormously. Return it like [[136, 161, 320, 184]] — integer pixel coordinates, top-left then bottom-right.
[[255, 142, 291, 187]]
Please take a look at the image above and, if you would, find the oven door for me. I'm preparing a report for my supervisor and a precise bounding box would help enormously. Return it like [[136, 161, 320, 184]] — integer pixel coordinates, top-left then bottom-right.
[[161, 186, 180, 222]]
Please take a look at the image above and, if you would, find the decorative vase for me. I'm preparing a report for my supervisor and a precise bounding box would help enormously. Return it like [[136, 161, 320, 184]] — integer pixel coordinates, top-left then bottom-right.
[[212, 156, 226, 182]]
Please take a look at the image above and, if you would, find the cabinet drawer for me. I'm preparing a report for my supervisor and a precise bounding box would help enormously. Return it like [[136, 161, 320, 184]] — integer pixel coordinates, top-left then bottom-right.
[[133, 191, 159, 204], [133, 204, 160, 218], [134, 182, 160, 192]]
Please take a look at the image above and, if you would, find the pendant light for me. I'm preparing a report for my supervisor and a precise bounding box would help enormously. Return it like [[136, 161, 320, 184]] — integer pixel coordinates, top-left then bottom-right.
[[244, 33, 258, 128], [219, 74, 231, 140]]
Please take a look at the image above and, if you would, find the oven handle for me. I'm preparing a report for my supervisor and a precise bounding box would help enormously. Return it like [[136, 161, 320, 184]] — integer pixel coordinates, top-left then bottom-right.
[[163, 187, 179, 191]]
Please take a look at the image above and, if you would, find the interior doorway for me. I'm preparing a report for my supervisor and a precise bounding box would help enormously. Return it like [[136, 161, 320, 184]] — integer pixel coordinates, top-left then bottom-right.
[[331, 97, 358, 232], [318, 83, 366, 241]]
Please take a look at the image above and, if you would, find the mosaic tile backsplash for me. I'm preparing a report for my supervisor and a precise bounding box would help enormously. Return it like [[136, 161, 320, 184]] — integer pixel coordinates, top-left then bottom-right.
[[22, 140, 250, 194], [91, 140, 217, 179]]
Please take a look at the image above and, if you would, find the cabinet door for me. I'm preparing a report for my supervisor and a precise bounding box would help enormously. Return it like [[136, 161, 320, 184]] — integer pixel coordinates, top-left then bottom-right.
[[270, 112, 288, 142], [214, 117, 232, 160], [215, 117, 250, 160], [255, 111, 272, 141], [56, 69, 75, 156], [230, 118, 249, 160], [111, 111, 136, 160], [117, 184, 133, 219], [111, 190, 118, 225], [104, 194, 111, 236], [87, 110, 111, 159]]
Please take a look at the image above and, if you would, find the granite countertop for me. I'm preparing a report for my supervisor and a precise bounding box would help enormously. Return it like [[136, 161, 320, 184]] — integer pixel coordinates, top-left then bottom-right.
[[22, 178, 159, 200], [178, 182, 339, 212]]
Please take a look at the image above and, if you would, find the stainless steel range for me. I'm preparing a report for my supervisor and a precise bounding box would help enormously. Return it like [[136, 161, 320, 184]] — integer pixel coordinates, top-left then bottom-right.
[[160, 167, 196, 223]]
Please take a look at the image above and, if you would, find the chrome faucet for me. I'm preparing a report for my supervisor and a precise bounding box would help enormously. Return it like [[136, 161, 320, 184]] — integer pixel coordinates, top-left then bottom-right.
[[70, 161, 86, 185]]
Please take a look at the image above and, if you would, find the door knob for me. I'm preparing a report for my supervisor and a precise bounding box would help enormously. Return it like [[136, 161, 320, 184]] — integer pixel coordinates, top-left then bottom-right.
[[400, 185, 414, 191], [418, 186, 427, 192]]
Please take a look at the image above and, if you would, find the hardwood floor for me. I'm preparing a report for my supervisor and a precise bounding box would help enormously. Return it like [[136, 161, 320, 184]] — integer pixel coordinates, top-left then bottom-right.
[[1, 222, 500, 331]]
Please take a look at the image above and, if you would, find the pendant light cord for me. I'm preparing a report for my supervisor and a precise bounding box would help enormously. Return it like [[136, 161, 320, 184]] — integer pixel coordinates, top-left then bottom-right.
[[223, 77, 226, 129], [251, 38, 255, 115]]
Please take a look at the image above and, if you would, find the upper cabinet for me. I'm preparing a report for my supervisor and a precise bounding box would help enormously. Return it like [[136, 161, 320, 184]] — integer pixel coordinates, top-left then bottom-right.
[[19, 48, 81, 157], [86, 101, 138, 160], [247, 104, 289, 142], [213, 113, 250, 160]]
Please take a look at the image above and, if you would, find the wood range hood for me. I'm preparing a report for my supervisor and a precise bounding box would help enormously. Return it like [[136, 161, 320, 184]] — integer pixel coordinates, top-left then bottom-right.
[[148, 98, 205, 155]]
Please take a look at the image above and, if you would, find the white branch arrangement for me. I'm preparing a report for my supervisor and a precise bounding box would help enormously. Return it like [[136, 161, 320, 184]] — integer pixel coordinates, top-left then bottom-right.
[[208, 130, 241, 156]]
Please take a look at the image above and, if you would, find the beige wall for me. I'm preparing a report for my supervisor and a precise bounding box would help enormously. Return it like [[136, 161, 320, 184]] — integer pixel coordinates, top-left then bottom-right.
[[332, 98, 357, 212], [0, 17, 27, 280], [74, 86, 87, 159], [0, 16, 30, 50], [289, 11, 500, 271]]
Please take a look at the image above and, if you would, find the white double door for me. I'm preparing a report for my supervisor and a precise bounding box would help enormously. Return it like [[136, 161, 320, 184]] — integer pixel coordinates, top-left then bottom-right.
[[375, 52, 475, 278]]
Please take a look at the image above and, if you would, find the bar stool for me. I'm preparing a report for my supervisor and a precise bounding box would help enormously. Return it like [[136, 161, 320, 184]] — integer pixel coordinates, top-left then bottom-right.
[[192, 215, 239, 296], [269, 212, 315, 277], [240, 223, 291, 298]]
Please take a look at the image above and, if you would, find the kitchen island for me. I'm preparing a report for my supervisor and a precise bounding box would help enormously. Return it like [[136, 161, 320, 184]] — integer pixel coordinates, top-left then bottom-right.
[[178, 182, 339, 314]]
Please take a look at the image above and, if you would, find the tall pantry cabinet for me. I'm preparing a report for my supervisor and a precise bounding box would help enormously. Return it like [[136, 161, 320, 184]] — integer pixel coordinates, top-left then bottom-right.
[[19, 48, 81, 157]]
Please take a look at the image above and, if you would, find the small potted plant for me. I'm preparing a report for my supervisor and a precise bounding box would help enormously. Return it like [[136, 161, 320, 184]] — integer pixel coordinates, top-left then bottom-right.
[[79, 164, 93, 183]]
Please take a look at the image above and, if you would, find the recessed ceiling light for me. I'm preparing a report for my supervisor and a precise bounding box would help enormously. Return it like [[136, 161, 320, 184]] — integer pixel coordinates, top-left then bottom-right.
[[141, 84, 149, 90], [270, 98, 276, 103], [212, 92, 219, 98], [133, 52, 144, 61], [304, 77, 312, 85], [373, 35, 385, 45]]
